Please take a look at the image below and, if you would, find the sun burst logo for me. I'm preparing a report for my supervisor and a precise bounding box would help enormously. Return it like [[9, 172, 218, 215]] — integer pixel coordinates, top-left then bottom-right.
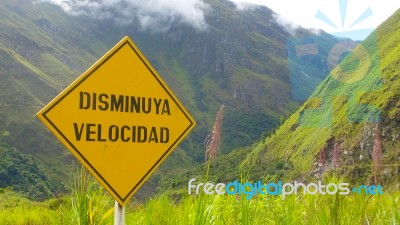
[[315, 0, 374, 40], [316, 0, 372, 31]]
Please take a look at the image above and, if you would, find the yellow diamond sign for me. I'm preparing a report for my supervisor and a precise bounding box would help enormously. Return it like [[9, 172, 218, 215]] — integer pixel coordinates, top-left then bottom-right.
[[37, 36, 196, 206]]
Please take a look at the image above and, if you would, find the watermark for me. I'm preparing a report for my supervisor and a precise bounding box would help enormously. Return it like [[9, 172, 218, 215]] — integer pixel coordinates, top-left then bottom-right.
[[188, 178, 384, 200], [287, 0, 381, 127]]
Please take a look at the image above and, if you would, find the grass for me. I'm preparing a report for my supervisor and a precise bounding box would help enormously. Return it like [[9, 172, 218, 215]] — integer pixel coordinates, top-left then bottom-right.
[[61, 167, 114, 225], [0, 188, 58, 225], [0, 167, 399, 224], [0, 166, 114, 225], [128, 188, 400, 225], [0, 205, 59, 225]]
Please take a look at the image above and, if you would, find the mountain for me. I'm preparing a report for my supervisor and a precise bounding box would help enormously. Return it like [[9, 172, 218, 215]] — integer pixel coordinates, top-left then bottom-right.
[[0, 0, 341, 198], [241, 9, 400, 185]]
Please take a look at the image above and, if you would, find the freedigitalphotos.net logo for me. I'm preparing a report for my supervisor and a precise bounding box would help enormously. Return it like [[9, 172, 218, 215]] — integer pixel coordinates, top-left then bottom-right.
[[188, 178, 383, 200], [288, 0, 381, 127]]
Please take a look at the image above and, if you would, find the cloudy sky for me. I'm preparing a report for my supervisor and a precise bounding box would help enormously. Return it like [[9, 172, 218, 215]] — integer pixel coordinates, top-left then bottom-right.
[[39, 0, 209, 31], [231, 0, 400, 40], [39, 0, 399, 39]]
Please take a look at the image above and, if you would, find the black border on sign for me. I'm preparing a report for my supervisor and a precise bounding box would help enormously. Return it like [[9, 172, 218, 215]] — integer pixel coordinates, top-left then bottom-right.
[[41, 39, 195, 203]]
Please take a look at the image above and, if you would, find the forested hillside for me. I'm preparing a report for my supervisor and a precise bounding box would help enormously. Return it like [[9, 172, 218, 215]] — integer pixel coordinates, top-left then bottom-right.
[[242, 9, 400, 185]]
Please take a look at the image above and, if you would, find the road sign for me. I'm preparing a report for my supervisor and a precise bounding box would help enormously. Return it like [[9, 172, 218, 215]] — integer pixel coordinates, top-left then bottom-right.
[[37, 36, 196, 206]]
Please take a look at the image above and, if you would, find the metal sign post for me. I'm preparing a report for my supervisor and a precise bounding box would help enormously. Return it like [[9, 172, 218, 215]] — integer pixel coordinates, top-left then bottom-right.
[[114, 201, 125, 225]]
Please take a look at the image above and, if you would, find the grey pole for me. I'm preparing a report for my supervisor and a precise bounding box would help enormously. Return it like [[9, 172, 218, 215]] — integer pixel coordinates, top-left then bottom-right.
[[114, 201, 125, 225]]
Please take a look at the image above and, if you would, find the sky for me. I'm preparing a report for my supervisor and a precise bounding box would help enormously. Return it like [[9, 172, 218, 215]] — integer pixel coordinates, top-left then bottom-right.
[[230, 0, 400, 40]]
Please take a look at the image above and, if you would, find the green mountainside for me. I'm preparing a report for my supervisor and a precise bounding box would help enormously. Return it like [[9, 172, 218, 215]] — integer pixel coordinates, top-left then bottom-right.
[[0, 0, 342, 198], [0, 144, 61, 200], [161, 9, 400, 194], [240, 9, 400, 185]]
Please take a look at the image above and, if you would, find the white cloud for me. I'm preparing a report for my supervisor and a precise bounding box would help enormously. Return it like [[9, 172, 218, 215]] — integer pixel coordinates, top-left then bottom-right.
[[37, 0, 209, 32], [230, 1, 261, 11], [229, 0, 400, 40], [271, 12, 300, 35]]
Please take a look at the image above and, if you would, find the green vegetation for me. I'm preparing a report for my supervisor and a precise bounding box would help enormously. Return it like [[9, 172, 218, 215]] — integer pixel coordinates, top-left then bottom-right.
[[0, 144, 63, 200], [64, 167, 114, 225], [0, 187, 59, 224], [157, 9, 400, 217], [126, 190, 400, 225], [0, 166, 114, 225], [159, 146, 252, 193], [241, 9, 400, 184], [0, 176, 399, 224]]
